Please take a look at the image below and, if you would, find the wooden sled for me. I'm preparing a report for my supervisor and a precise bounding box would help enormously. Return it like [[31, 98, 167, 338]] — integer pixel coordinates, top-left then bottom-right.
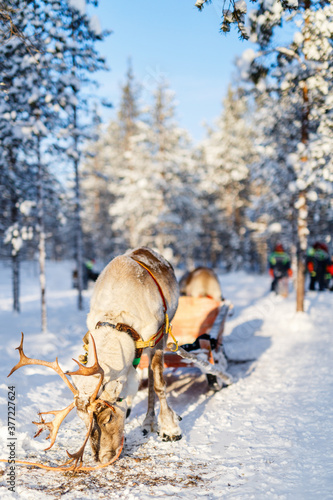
[[138, 296, 233, 390]]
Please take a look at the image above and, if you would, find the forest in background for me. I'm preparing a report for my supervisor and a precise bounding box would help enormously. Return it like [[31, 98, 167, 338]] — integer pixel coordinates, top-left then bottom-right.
[[1, 0, 333, 323]]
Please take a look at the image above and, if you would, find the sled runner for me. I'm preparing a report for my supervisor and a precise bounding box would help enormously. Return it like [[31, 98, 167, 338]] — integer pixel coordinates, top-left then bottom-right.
[[138, 296, 233, 390]]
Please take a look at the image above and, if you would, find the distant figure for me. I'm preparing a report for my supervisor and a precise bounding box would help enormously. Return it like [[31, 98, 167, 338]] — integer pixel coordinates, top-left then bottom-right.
[[73, 259, 99, 290], [83, 259, 99, 289], [330, 256, 333, 292], [306, 242, 332, 291], [179, 267, 223, 301], [268, 244, 292, 293]]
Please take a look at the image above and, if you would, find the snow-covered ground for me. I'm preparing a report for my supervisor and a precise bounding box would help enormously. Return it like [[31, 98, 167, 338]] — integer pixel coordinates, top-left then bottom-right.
[[0, 260, 332, 499]]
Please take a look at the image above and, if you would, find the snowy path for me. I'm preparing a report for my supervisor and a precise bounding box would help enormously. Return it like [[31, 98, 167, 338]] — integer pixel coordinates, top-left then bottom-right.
[[0, 262, 332, 499]]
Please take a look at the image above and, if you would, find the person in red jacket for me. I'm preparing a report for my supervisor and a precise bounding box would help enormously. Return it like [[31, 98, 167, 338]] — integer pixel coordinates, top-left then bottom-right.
[[307, 242, 332, 291], [329, 256, 333, 291]]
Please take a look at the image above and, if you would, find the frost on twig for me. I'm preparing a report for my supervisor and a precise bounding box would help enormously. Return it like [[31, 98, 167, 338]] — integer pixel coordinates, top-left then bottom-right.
[[0, 1, 37, 52], [195, 0, 249, 39]]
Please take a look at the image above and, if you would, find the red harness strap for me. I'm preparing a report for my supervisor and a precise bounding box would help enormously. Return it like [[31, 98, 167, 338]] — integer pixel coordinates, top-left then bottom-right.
[[131, 258, 178, 351], [132, 259, 168, 313]]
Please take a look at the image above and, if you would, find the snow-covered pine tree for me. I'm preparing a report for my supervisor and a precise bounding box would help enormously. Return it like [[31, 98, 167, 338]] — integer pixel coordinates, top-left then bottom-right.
[[117, 60, 142, 151], [1, 0, 107, 319], [82, 70, 200, 266], [0, 0, 39, 312], [144, 80, 200, 264], [82, 61, 143, 257], [2, 0, 70, 329], [247, 86, 299, 273], [47, 0, 109, 310], [197, 85, 255, 269], [194, 0, 298, 40], [247, 0, 333, 310], [81, 115, 119, 260], [20, 5, 59, 331], [106, 66, 160, 253], [108, 78, 200, 265]]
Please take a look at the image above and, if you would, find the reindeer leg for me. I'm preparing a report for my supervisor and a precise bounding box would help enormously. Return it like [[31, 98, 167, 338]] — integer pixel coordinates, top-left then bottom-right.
[[151, 349, 182, 442], [142, 354, 157, 435]]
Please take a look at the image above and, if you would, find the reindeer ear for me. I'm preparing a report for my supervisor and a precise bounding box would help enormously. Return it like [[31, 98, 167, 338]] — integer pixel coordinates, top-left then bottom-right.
[[94, 400, 115, 415], [97, 409, 114, 425]]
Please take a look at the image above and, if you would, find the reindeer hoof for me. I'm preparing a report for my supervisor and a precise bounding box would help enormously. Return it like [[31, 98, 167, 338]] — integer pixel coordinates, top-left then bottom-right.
[[177, 415, 182, 421], [161, 433, 182, 442]]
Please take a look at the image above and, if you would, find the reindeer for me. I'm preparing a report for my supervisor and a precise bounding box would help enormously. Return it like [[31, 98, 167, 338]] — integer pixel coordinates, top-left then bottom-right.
[[7, 247, 181, 471], [179, 266, 223, 301]]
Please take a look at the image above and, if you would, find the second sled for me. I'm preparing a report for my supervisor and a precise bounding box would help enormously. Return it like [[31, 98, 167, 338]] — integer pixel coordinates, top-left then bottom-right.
[[138, 295, 233, 391]]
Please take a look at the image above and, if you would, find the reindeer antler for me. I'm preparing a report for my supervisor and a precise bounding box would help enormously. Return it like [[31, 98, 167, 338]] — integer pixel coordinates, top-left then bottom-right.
[[65, 411, 94, 470], [32, 402, 76, 450], [6, 332, 111, 471], [66, 333, 104, 404], [8, 332, 78, 396]]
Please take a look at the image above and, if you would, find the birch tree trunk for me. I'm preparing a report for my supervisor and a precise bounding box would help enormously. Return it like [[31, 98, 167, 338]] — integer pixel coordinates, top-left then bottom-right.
[[12, 252, 20, 313], [296, 192, 308, 311], [10, 197, 20, 312], [296, 78, 310, 313], [37, 133, 47, 332], [73, 103, 84, 311], [70, 27, 84, 311], [295, 2, 312, 312]]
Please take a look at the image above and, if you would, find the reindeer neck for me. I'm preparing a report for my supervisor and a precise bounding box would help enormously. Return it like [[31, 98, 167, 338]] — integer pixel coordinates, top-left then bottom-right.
[[95, 321, 143, 367]]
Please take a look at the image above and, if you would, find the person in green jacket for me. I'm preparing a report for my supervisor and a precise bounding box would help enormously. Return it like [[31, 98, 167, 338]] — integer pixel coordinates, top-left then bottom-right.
[[268, 244, 292, 293]]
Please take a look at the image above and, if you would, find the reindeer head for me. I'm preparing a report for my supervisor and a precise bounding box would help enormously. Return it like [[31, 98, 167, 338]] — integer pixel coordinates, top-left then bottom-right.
[[71, 323, 139, 464], [7, 332, 126, 471], [87, 399, 126, 463], [73, 394, 126, 465]]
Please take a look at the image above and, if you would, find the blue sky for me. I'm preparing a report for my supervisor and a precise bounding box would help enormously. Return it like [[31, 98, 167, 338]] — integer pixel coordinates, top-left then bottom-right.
[[93, 0, 251, 142]]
